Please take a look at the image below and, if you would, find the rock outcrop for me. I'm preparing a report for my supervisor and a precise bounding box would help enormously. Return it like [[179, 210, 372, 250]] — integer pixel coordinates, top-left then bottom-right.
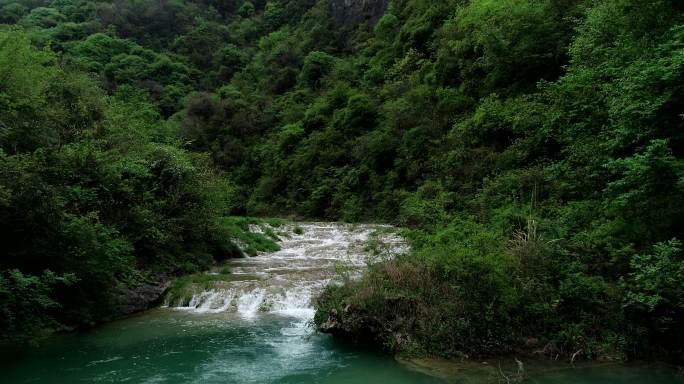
[[316, 300, 416, 353], [329, 0, 389, 27], [118, 279, 171, 315]]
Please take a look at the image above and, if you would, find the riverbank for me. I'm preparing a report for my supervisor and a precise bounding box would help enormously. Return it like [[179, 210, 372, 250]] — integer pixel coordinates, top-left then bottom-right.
[[1, 222, 432, 383], [0, 217, 287, 344], [3, 221, 683, 383], [397, 356, 684, 383], [313, 213, 684, 363], [3, 306, 682, 383]]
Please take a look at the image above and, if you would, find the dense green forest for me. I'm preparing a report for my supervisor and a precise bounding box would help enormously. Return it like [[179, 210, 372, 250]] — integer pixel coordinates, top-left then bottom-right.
[[1, 0, 683, 363]]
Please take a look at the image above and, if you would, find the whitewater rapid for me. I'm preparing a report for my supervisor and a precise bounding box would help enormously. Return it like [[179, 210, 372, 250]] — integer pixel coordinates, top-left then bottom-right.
[[168, 223, 407, 320], [8, 223, 674, 384]]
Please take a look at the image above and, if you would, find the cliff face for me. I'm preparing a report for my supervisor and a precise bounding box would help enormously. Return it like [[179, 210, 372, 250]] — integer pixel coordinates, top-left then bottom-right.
[[329, 0, 389, 27]]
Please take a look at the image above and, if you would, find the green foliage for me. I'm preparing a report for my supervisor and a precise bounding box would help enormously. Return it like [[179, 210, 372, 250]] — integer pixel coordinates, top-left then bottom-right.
[[217, 216, 281, 256], [299, 51, 336, 88], [172, 20, 230, 70], [237, 1, 255, 18], [70, 32, 195, 115], [0, 270, 76, 339], [0, 27, 238, 340], [1, 0, 683, 362], [625, 239, 684, 353], [20, 6, 65, 28], [307, 0, 684, 361], [0, 27, 57, 152], [373, 13, 399, 41], [444, 0, 573, 94], [0, 3, 28, 24]]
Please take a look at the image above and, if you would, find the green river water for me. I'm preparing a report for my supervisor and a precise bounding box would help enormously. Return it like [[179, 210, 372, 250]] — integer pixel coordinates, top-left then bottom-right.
[[3, 223, 682, 383], [2, 309, 682, 384]]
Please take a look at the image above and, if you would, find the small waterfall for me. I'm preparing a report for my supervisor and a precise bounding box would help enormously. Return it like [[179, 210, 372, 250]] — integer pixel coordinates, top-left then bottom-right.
[[171, 223, 406, 320], [236, 289, 265, 318]]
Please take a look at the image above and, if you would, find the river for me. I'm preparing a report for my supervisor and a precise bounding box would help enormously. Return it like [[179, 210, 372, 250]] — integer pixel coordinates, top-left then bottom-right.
[[2, 223, 682, 383]]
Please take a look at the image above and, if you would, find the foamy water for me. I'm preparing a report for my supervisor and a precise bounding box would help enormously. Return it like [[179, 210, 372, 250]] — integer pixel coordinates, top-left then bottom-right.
[[5, 223, 679, 383], [168, 222, 407, 320]]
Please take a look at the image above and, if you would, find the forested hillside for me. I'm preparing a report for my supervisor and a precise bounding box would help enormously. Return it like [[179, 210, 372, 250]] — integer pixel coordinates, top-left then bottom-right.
[[1, 0, 683, 362]]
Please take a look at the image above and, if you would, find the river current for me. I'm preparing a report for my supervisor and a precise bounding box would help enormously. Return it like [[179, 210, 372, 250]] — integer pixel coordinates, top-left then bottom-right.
[[2, 223, 682, 383]]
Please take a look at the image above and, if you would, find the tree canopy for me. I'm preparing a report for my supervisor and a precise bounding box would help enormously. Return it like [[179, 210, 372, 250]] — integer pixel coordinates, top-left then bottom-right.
[[1, 0, 683, 360]]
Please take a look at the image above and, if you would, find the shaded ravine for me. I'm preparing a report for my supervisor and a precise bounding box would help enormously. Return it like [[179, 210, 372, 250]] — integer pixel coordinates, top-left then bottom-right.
[[2, 222, 683, 383], [2, 223, 441, 384]]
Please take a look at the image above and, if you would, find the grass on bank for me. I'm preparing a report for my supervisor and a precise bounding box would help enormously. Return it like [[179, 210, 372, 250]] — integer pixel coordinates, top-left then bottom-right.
[[166, 217, 302, 306], [219, 216, 284, 256], [164, 270, 264, 306]]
